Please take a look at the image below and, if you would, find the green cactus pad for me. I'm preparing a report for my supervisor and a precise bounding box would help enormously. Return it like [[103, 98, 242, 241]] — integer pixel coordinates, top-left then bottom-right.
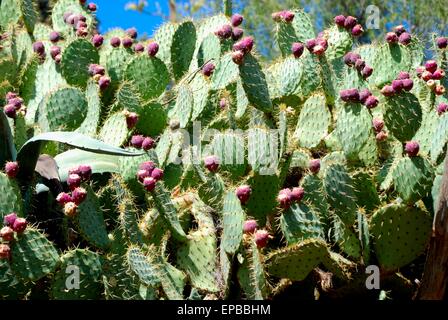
[[211, 53, 239, 90], [10, 228, 59, 281], [280, 203, 325, 244], [431, 112, 448, 162], [370, 203, 432, 270], [198, 172, 225, 210], [295, 93, 331, 148], [325, 26, 353, 61], [102, 253, 141, 300], [160, 261, 186, 300], [351, 171, 380, 212], [266, 56, 303, 100], [76, 80, 102, 136], [171, 21, 197, 81], [391, 156, 434, 203], [332, 215, 361, 260], [191, 73, 217, 122], [12, 28, 33, 67], [265, 238, 327, 281], [413, 110, 438, 157], [51, 0, 93, 33], [0, 259, 29, 299], [153, 22, 177, 66], [357, 210, 371, 264], [172, 84, 193, 128], [20, 0, 37, 33], [137, 102, 167, 137], [100, 46, 133, 84], [197, 33, 221, 69], [125, 55, 170, 101], [245, 173, 279, 225], [301, 174, 330, 225], [0, 172, 23, 219], [51, 249, 103, 300], [221, 191, 245, 255], [383, 92, 422, 142], [126, 247, 162, 287], [237, 241, 267, 300], [369, 44, 412, 87], [247, 127, 279, 174], [0, 0, 20, 28], [99, 112, 129, 147]]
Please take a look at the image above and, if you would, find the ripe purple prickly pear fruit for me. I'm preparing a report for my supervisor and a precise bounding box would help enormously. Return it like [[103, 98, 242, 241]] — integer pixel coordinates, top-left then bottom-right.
[[364, 95, 379, 109], [334, 15, 346, 27], [0, 226, 14, 241], [143, 177, 156, 191], [76, 27, 88, 37], [231, 14, 244, 27], [134, 43, 144, 53], [3, 213, 17, 227], [67, 173, 81, 190], [436, 37, 448, 49], [309, 159, 321, 174], [76, 21, 87, 30], [291, 42, 304, 58], [126, 27, 138, 39], [398, 32, 411, 45], [78, 164, 92, 181], [432, 69, 445, 80], [92, 34, 104, 47], [381, 85, 395, 97], [305, 38, 316, 52], [64, 202, 78, 217], [397, 71, 410, 80], [151, 168, 164, 181], [202, 62, 215, 77], [56, 192, 72, 206], [359, 89, 372, 104], [98, 76, 111, 90], [87, 2, 97, 11], [219, 98, 227, 109], [231, 27, 244, 41], [351, 24, 364, 37], [12, 217, 27, 234], [391, 79, 404, 93], [3, 104, 16, 118], [344, 16, 357, 29], [405, 141, 420, 157], [372, 118, 384, 133], [393, 25, 406, 36], [50, 46, 61, 60], [243, 220, 258, 234], [122, 37, 133, 48], [131, 135, 145, 149], [343, 52, 360, 66], [277, 189, 292, 209], [33, 41, 45, 55], [290, 187, 305, 202], [361, 65, 373, 79], [215, 24, 233, 39], [385, 32, 398, 44], [0, 244, 11, 260], [72, 187, 87, 205], [416, 66, 425, 78], [312, 44, 325, 55], [147, 42, 159, 57], [354, 59, 365, 71], [8, 97, 23, 109], [435, 85, 446, 96], [376, 131, 388, 142], [421, 71, 433, 82], [49, 31, 61, 43], [63, 11, 73, 23], [233, 36, 254, 54], [425, 60, 438, 73], [282, 11, 295, 23], [232, 50, 245, 65], [254, 230, 271, 248], [5, 161, 19, 178], [139, 161, 156, 172], [204, 155, 219, 172], [142, 137, 155, 151], [339, 88, 360, 103], [236, 185, 252, 205], [437, 103, 448, 115], [124, 110, 139, 129], [110, 37, 121, 48], [402, 79, 413, 91], [137, 169, 150, 183], [5, 92, 17, 100]]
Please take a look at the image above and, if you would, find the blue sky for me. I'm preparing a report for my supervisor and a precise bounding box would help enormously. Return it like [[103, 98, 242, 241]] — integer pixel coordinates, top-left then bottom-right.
[[94, 0, 169, 38]]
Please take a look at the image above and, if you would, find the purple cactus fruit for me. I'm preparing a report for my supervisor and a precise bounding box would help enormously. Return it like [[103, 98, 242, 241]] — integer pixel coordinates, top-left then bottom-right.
[[131, 135, 145, 148], [231, 14, 244, 27], [124, 111, 139, 129], [254, 230, 270, 248], [364, 95, 379, 109], [372, 118, 384, 133], [351, 24, 364, 37], [3, 213, 17, 227], [77, 164, 92, 181], [344, 16, 357, 29], [63, 11, 73, 23], [236, 185, 252, 205], [405, 141, 419, 157], [142, 137, 155, 151], [56, 192, 72, 206], [80, 0, 87, 4], [231, 27, 244, 41], [110, 37, 121, 48], [397, 71, 410, 80], [215, 24, 232, 39], [316, 37, 328, 49], [8, 97, 23, 110], [339, 88, 360, 102], [277, 190, 292, 209], [376, 131, 388, 142], [72, 187, 87, 205], [358, 89, 372, 104], [3, 104, 16, 118], [402, 79, 414, 91], [354, 59, 366, 71], [98, 76, 111, 90], [64, 202, 78, 218], [385, 32, 398, 44], [134, 43, 144, 53], [436, 37, 448, 49], [0, 244, 11, 260], [233, 36, 254, 54], [305, 38, 317, 52], [393, 25, 406, 36], [334, 15, 346, 27], [290, 187, 305, 202], [271, 12, 283, 22], [32, 41, 45, 55], [5, 92, 17, 100], [12, 217, 27, 234], [232, 50, 244, 65], [343, 52, 361, 66], [398, 32, 411, 45], [391, 79, 404, 93], [309, 159, 321, 174], [76, 27, 88, 37], [139, 161, 156, 173], [147, 42, 159, 57], [0, 227, 14, 242], [282, 11, 295, 23], [122, 37, 133, 48], [76, 21, 88, 30], [432, 69, 445, 80], [50, 46, 61, 59], [425, 60, 438, 73], [77, 14, 87, 22], [421, 71, 433, 82], [243, 220, 258, 234], [381, 85, 395, 97], [137, 169, 150, 183], [126, 27, 138, 39], [49, 31, 60, 43], [416, 66, 425, 78], [87, 2, 97, 11], [89, 64, 105, 76], [291, 42, 304, 58], [67, 173, 82, 190], [219, 98, 227, 109], [92, 34, 104, 47], [202, 62, 215, 77], [204, 155, 219, 172], [4, 161, 19, 178], [312, 44, 326, 55], [437, 103, 448, 115], [435, 85, 446, 96], [143, 177, 156, 192], [66, 14, 78, 26], [151, 168, 164, 181]]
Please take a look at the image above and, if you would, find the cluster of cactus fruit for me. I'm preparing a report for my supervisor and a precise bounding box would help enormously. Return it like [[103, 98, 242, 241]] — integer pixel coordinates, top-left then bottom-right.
[[0, 0, 448, 300]]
